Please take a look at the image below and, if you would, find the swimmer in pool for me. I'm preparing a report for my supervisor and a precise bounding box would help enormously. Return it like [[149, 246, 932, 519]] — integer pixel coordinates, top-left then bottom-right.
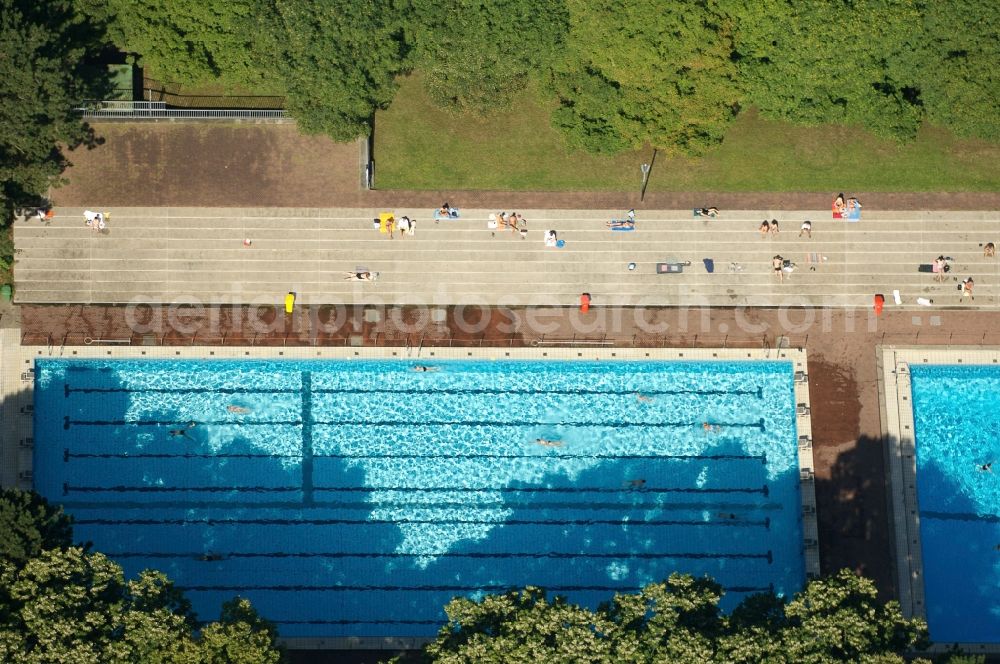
[[634, 393, 653, 403], [168, 428, 194, 440], [702, 422, 721, 433], [624, 479, 646, 489], [535, 438, 563, 447], [980, 462, 993, 472], [227, 405, 250, 413], [411, 365, 440, 372], [199, 552, 224, 561]]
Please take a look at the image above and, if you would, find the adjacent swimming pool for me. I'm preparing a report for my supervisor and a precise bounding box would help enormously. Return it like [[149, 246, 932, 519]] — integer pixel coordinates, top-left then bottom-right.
[[32, 358, 806, 639], [909, 364, 1000, 644]]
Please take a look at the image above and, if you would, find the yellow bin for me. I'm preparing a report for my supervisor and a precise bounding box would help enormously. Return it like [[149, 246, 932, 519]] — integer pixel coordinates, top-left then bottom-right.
[[284, 292, 295, 314]]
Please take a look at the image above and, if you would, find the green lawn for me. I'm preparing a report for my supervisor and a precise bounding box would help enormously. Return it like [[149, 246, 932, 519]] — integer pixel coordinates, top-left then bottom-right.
[[375, 74, 1000, 192]]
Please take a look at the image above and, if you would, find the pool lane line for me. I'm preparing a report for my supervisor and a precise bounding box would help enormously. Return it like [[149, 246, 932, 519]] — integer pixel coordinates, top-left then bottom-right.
[[63, 385, 765, 399], [921, 511, 1000, 523], [300, 372, 314, 505], [77, 516, 771, 528], [63, 484, 769, 496], [62, 499, 783, 511], [63, 449, 767, 464], [177, 582, 776, 594], [63, 416, 767, 430], [109, 550, 774, 563]]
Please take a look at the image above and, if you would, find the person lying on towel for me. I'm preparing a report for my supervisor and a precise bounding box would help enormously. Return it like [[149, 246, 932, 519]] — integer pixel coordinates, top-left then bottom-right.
[[606, 219, 635, 230]]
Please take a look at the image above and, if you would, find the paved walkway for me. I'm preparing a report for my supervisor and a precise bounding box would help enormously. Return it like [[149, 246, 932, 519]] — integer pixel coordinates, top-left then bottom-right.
[[13, 207, 1000, 307]]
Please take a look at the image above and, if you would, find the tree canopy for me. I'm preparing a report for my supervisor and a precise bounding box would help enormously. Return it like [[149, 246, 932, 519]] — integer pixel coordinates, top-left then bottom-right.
[[0, 491, 282, 663], [418, 570, 930, 663], [0, 488, 74, 567], [734, 0, 925, 141], [549, 0, 741, 155], [0, 0, 110, 218], [77, 0, 273, 89], [60, 0, 1000, 153], [408, 0, 569, 114]]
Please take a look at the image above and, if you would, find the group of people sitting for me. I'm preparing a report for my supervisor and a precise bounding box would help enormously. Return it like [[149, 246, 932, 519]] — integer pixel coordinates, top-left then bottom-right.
[[832, 193, 862, 219], [83, 210, 108, 231], [489, 211, 527, 237]]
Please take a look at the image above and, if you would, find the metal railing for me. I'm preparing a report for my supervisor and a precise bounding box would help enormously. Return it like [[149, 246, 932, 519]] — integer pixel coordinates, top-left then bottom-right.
[[18, 329, 1000, 350], [77, 100, 288, 120]]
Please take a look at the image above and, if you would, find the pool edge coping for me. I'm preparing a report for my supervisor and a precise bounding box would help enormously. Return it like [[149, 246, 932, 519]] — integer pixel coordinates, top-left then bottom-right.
[[4, 340, 819, 649], [880, 345, 1000, 655]]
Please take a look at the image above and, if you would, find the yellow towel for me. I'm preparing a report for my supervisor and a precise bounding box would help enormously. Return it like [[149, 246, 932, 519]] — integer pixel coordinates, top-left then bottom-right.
[[379, 212, 394, 234], [284, 292, 295, 314]]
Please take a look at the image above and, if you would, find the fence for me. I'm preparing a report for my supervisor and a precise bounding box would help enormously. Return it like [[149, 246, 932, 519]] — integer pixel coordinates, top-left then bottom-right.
[[141, 77, 285, 110], [77, 101, 288, 121]]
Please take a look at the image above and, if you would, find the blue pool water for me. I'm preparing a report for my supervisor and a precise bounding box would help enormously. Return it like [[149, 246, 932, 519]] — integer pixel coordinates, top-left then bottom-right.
[[33, 359, 805, 638], [910, 365, 1000, 644]]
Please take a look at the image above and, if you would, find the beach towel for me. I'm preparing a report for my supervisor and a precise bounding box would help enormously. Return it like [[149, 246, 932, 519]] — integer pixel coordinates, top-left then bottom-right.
[[918, 264, 934, 273], [703, 258, 714, 273], [657, 263, 684, 274], [433, 209, 460, 220], [610, 225, 635, 232], [893, 290, 902, 305]]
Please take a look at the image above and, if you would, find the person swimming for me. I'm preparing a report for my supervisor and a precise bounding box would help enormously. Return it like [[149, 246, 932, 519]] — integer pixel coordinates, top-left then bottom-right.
[[624, 479, 646, 489], [168, 428, 194, 440], [634, 392, 653, 403], [227, 405, 250, 413], [702, 422, 721, 433], [535, 438, 563, 447], [411, 365, 440, 372]]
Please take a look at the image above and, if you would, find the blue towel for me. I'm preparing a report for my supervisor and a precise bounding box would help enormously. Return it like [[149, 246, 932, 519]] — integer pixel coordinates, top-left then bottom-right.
[[703, 258, 715, 273], [610, 225, 635, 232]]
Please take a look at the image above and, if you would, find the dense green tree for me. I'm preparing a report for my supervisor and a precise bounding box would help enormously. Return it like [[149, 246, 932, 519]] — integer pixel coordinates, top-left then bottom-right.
[[0, 489, 74, 567], [914, 0, 1000, 140], [548, 0, 741, 155], [75, 0, 274, 89], [418, 571, 928, 663], [0, 0, 111, 219], [0, 546, 282, 663], [779, 569, 927, 663], [265, 0, 409, 140], [734, 0, 924, 140], [408, 0, 569, 114]]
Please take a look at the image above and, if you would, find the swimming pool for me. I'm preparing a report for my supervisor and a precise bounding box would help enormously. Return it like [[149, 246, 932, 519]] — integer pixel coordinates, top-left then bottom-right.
[[909, 365, 1000, 644], [32, 358, 805, 639]]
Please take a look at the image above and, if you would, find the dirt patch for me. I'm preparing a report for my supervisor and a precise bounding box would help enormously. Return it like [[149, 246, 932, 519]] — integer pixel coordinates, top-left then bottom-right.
[[52, 123, 362, 207]]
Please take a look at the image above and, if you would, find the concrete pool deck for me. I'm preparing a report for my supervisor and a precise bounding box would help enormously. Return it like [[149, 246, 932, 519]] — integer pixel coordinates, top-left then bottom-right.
[[12, 207, 1000, 307], [2, 336, 818, 650], [879, 347, 1000, 656]]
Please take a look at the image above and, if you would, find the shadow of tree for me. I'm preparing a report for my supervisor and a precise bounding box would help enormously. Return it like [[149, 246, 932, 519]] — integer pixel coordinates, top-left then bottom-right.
[[814, 434, 894, 598]]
